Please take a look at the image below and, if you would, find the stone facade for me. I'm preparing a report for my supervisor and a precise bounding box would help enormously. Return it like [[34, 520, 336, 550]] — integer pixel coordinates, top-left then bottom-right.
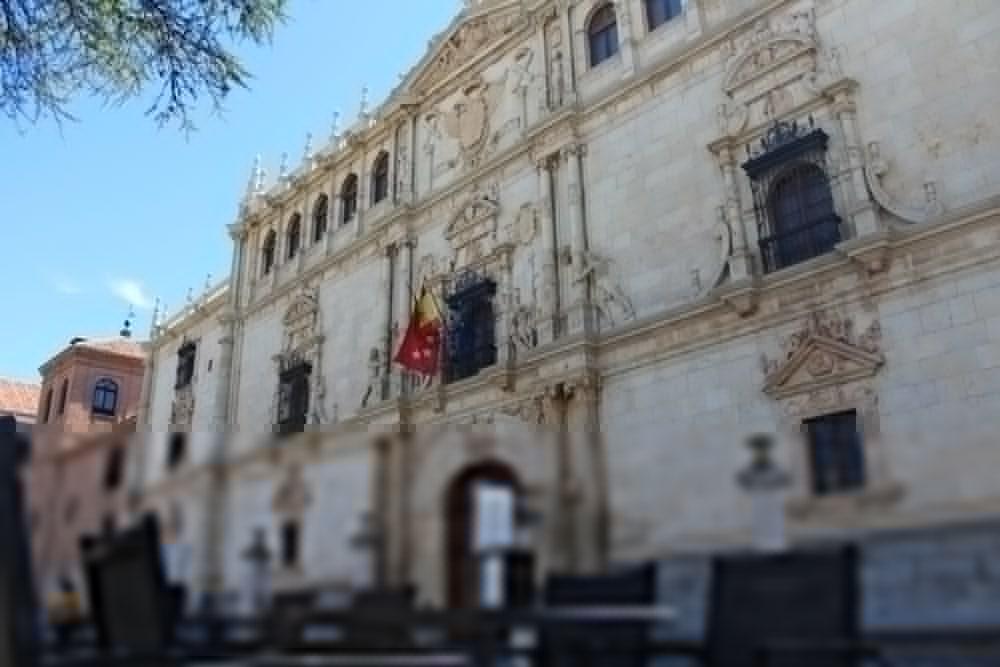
[[136, 0, 1000, 614]]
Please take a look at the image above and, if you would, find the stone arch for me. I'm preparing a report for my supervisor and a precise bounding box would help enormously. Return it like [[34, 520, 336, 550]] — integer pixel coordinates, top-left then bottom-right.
[[443, 459, 520, 609]]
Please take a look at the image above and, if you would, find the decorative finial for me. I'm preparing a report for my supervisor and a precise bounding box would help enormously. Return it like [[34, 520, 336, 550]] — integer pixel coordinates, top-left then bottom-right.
[[245, 155, 262, 199], [186, 287, 194, 307], [303, 133, 314, 162], [204, 273, 213, 293], [278, 152, 289, 181], [120, 306, 136, 339], [330, 111, 341, 142], [359, 86, 369, 118], [150, 298, 161, 333]]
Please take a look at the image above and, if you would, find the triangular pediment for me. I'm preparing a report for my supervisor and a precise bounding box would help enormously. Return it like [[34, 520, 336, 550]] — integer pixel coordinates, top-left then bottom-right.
[[763, 335, 884, 399], [402, 0, 528, 97]]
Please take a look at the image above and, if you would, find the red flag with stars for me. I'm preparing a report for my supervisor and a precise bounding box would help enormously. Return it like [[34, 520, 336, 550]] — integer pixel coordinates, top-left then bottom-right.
[[394, 285, 444, 376]]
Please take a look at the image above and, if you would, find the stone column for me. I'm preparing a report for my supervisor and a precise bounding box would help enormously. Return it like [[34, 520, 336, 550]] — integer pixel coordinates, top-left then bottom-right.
[[718, 145, 753, 282], [832, 90, 879, 237], [325, 174, 339, 254], [394, 239, 413, 396], [562, 143, 593, 335], [379, 245, 395, 401], [536, 155, 560, 344], [355, 155, 367, 238], [558, 0, 577, 102], [200, 223, 246, 611], [612, 0, 637, 76], [495, 250, 514, 367], [566, 374, 608, 574]]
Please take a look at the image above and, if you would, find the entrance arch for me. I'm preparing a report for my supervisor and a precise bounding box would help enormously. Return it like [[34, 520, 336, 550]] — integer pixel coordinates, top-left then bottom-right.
[[444, 460, 520, 609]]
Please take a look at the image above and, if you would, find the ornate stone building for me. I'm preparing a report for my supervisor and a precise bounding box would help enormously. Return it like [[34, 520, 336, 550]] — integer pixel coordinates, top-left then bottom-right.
[[134, 0, 1000, 614]]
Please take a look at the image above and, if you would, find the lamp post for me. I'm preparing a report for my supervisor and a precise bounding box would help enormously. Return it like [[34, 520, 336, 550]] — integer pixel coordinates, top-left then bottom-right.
[[736, 433, 792, 553], [241, 528, 272, 617]]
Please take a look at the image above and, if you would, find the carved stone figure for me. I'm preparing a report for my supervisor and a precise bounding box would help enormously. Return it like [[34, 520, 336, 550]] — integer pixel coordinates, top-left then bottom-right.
[[361, 347, 383, 408], [575, 251, 636, 328]]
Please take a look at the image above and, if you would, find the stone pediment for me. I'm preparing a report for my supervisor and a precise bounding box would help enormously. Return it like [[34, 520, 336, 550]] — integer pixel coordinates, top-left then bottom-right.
[[406, 0, 527, 95], [763, 335, 884, 400]]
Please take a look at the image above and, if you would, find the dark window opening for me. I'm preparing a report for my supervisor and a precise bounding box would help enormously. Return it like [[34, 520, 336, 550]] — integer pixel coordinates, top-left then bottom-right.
[[41, 388, 53, 424], [445, 274, 497, 384], [262, 230, 277, 275], [103, 447, 126, 491], [806, 410, 865, 496], [286, 214, 302, 260], [743, 122, 841, 273], [645, 0, 683, 31], [312, 194, 329, 243], [281, 520, 300, 568], [176, 341, 197, 390], [57, 378, 68, 416], [167, 432, 188, 471], [372, 152, 390, 205], [92, 378, 119, 417], [588, 4, 619, 67], [277, 361, 312, 435], [341, 174, 359, 225]]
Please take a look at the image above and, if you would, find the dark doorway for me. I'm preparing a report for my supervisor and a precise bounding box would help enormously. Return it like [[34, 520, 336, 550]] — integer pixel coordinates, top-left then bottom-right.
[[444, 460, 520, 609]]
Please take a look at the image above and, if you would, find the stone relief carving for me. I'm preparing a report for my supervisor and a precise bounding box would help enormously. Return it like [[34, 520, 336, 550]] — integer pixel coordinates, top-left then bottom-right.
[[510, 289, 539, 353], [575, 251, 636, 328], [761, 310, 885, 401], [437, 74, 507, 169], [510, 46, 535, 130], [762, 309, 882, 377], [445, 183, 504, 270], [700, 206, 733, 297], [864, 141, 945, 225], [170, 387, 195, 428], [273, 285, 329, 425], [361, 347, 383, 409], [413, 10, 524, 94], [272, 464, 313, 518], [545, 17, 567, 110], [715, 6, 839, 140]]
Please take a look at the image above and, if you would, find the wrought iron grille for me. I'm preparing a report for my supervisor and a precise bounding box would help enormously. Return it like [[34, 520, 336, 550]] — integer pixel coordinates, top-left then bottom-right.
[[277, 360, 311, 436], [444, 271, 497, 384], [743, 121, 842, 273], [806, 410, 865, 496]]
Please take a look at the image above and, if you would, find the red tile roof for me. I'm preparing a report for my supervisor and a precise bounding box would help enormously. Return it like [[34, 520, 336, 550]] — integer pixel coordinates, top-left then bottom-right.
[[0, 377, 41, 418], [74, 338, 146, 359]]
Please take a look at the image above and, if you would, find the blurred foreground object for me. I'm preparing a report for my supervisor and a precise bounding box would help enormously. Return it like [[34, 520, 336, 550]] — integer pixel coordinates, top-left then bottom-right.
[[737, 433, 792, 553], [0, 415, 39, 667]]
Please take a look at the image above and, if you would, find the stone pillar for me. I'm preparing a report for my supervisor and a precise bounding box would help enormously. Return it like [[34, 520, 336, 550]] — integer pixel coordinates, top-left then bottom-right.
[[717, 145, 753, 281], [612, 0, 637, 76], [565, 374, 608, 574], [379, 245, 395, 401], [200, 224, 246, 611], [558, 0, 577, 102], [562, 143, 593, 335], [394, 239, 413, 396], [832, 89, 880, 237], [496, 250, 514, 367], [355, 155, 367, 238], [325, 175, 339, 254], [537, 155, 560, 344]]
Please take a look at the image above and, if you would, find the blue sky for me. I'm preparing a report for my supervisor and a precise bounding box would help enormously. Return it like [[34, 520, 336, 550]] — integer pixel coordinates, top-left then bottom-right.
[[0, 0, 457, 382]]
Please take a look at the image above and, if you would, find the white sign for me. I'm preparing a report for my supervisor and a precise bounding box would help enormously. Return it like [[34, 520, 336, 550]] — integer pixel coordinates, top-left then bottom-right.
[[473, 483, 514, 553]]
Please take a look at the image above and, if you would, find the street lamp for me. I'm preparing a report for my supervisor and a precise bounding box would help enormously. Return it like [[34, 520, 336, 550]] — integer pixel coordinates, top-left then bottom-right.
[[736, 433, 792, 553]]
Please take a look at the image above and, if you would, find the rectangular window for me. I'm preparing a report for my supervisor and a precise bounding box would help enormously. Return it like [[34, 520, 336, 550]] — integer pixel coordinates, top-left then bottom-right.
[[281, 521, 300, 568], [176, 342, 198, 390], [805, 411, 865, 496], [444, 278, 497, 384], [646, 0, 683, 31], [277, 362, 311, 435]]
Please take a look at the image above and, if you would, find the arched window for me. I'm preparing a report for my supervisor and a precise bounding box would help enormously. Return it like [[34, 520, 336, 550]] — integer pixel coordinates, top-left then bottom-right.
[[588, 4, 619, 67], [371, 152, 390, 205], [286, 213, 302, 260], [341, 174, 359, 225], [41, 387, 53, 423], [261, 230, 277, 275], [57, 378, 68, 416], [645, 0, 683, 31], [312, 194, 329, 243], [92, 378, 119, 416], [761, 163, 841, 272]]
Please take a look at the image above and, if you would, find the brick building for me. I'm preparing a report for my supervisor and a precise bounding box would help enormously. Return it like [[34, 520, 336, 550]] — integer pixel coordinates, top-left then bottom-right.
[[0, 377, 40, 435], [26, 336, 146, 602]]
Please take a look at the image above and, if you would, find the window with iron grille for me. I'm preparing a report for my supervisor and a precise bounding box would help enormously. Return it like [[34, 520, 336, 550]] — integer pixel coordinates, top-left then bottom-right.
[[286, 213, 302, 260], [445, 273, 497, 384], [92, 378, 119, 417], [312, 194, 329, 243], [341, 174, 359, 224], [176, 341, 197, 390], [262, 230, 277, 275], [743, 120, 842, 273], [281, 520, 300, 568], [645, 0, 683, 31], [805, 410, 865, 496], [588, 4, 619, 67], [277, 360, 311, 435], [372, 152, 390, 205]]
